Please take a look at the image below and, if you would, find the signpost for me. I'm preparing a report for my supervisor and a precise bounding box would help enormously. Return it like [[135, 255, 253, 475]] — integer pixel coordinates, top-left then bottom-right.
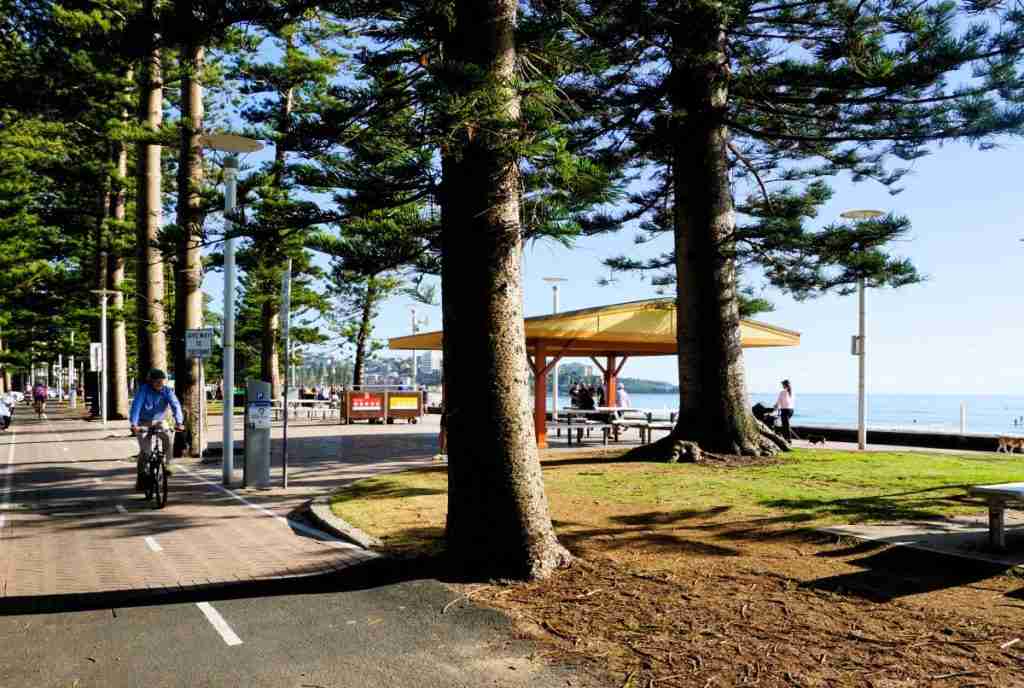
[[90, 343, 103, 372], [186, 328, 214, 457]]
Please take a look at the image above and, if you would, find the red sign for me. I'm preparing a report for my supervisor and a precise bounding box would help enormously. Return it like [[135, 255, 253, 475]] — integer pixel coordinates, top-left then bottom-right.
[[351, 393, 383, 412]]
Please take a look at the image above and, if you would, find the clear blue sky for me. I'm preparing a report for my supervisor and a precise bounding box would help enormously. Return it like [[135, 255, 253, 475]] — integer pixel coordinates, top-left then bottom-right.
[[206, 139, 1024, 396]]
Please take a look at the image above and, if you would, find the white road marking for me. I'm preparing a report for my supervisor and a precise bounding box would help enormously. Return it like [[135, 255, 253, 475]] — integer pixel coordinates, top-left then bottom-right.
[[196, 602, 243, 646], [144, 536, 163, 552], [115, 504, 127, 514], [178, 465, 370, 553], [93, 478, 102, 485], [1, 425, 15, 531]]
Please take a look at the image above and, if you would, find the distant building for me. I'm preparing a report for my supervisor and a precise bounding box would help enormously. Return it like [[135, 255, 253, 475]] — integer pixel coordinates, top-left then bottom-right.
[[417, 350, 443, 373]]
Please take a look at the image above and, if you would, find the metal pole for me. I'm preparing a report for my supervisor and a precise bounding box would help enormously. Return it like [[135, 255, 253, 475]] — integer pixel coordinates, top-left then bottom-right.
[[222, 155, 238, 485], [552, 284, 559, 420], [57, 353, 63, 403], [282, 259, 291, 489], [857, 277, 866, 450], [69, 331, 76, 409], [410, 307, 417, 390], [101, 293, 108, 426]]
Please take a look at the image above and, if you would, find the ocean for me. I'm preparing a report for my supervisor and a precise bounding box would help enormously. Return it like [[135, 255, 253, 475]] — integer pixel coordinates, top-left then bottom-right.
[[567, 392, 1024, 437]]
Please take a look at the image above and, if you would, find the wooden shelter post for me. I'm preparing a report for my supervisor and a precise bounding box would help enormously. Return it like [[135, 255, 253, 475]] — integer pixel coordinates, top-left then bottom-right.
[[533, 341, 548, 448], [604, 355, 616, 406]]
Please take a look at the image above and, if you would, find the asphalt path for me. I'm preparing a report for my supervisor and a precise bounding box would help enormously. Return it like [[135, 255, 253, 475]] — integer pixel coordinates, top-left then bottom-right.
[[0, 408, 606, 688]]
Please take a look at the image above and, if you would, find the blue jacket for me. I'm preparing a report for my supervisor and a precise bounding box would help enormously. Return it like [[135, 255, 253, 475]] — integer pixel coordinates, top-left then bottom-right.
[[130, 385, 184, 426]]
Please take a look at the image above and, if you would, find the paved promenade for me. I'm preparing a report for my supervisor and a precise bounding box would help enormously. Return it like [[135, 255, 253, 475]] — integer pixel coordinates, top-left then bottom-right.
[[0, 408, 601, 688]]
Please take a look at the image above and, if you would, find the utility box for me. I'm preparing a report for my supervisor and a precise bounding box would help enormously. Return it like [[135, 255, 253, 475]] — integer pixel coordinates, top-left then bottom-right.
[[244, 379, 272, 488]]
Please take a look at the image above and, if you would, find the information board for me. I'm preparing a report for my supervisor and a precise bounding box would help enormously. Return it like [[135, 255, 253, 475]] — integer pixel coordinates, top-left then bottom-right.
[[247, 400, 273, 429]]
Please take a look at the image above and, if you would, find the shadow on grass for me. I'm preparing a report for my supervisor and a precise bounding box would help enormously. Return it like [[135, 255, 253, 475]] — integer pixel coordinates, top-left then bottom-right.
[[329, 471, 446, 504], [803, 547, 1014, 602], [761, 484, 981, 522]]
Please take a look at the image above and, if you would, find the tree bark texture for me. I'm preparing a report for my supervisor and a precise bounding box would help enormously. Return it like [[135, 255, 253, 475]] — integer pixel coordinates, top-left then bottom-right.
[[440, 0, 571, 580], [351, 280, 375, 390], [107, 138, 130, 420], [173, 42, 205, 457], [260, 299, 281, 398], [135, 2, 167, 383], [259, 82, 292, 399], [665, 19, 765, 456]]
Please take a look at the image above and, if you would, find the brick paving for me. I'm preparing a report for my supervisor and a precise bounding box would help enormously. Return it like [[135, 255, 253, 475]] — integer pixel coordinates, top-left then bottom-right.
[[0, 407, 440, 599]]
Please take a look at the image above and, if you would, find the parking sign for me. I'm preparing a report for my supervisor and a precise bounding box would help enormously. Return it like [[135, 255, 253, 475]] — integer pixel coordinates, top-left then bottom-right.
[[185, 329, 215, 359]]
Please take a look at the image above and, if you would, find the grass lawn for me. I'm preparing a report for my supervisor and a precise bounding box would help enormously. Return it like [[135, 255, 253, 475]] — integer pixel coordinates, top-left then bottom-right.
[[330, 448, 1024, 552], [330, 448, 1024, 687]]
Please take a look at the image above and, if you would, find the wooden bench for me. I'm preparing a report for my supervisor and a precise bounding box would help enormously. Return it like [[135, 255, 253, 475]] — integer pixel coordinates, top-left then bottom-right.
[[967, 483, 1024, 550], [550, 420, 615, 446]]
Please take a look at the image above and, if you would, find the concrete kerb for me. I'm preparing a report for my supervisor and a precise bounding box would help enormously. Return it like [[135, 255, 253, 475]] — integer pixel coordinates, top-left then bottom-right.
[[305, 496, 383, 550]]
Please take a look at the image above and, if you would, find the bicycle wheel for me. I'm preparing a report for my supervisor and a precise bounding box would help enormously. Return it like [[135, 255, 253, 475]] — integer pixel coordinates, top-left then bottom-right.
[[143, 455, 155, 501], [152, 460, 167, 509]]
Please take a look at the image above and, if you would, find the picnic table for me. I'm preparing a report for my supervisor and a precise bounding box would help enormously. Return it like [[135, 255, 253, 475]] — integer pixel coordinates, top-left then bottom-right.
[[552, 408, 678, 445], [967, 483, 1024, 550]]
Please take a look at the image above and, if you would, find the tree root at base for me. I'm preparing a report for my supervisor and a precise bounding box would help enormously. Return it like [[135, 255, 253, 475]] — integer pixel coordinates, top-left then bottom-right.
[[622, 417, 791, 463]]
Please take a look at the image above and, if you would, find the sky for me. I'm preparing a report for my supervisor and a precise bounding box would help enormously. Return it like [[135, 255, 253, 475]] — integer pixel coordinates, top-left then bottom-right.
[[367, 139, 1024, 396], [203, 129, 1024, 398]]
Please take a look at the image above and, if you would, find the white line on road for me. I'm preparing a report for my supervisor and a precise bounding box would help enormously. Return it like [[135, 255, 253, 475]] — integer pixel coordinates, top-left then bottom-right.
[[144, 536, 163, 552], [196, 602, 243, 646], [1, 425, 15, 531], [93, 478, 102, 485], [179, 465, 370, 553], [115, 504, 127, 514]]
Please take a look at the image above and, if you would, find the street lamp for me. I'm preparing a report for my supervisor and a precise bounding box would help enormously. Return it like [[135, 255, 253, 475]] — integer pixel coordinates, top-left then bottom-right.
[[408, 307, 429, 389], [90, 284, 120, 427], [542, 277, 568, 420], [200, 133, 264, 486], [840, 209, 884, 451]]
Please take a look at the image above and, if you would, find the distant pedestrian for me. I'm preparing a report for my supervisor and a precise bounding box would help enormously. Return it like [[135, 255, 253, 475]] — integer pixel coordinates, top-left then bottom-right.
[[773, 379, 795, 441]]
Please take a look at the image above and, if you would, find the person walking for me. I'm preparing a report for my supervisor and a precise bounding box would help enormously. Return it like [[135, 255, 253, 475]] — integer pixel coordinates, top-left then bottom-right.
[[773, 379, 795, 441]]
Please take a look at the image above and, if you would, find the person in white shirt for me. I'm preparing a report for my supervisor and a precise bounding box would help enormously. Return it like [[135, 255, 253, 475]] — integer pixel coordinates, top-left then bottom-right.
[[773, 379, 795, 440]]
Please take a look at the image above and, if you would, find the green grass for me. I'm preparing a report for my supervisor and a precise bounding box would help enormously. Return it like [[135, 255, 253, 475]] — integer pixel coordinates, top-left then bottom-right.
[[542, 449, 1024, 523], [330, 449, 1024, 545]]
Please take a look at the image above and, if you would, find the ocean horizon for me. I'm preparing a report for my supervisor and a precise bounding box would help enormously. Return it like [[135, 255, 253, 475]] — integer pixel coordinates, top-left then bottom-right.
[[553, 391, 1024, 436]]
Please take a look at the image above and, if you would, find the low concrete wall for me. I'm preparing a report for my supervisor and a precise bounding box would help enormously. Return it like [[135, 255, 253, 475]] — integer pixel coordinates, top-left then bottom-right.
[[792, 425, 1004, 452]]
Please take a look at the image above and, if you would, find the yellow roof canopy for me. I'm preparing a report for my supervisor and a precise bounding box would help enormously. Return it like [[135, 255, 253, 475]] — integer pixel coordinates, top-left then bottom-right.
[[389, 298, 800, 358]]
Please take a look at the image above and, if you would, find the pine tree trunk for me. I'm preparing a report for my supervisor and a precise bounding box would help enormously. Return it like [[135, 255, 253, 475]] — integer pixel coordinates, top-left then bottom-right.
[[135, 1, 166, 383], [260, 299, 281, 398], [655, 22, 768, 457], [0, 337, 6, 394], [173, 42, 205, 457], [107, 136, 130, 420], [259, 81, 292, 400], [351, 281, 375, 390], [440, 0, 571, 580]]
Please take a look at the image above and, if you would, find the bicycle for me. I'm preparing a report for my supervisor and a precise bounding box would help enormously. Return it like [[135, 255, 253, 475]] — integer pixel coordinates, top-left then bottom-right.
[[139, 424, 169, 509]]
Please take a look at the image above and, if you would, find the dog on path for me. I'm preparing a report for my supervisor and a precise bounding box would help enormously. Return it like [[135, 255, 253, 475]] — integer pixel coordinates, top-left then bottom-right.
[[807, 435, 827, 446], [996, 436, 1024, 454]]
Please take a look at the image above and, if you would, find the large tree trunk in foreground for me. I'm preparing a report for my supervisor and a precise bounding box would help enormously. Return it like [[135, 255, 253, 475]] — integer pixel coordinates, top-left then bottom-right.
[[136, 3, 167, 383], [173, 42, 205, 457], [107, 136, 130, 420], [647, 22, 782, 458], [440, 0, 571, 580]]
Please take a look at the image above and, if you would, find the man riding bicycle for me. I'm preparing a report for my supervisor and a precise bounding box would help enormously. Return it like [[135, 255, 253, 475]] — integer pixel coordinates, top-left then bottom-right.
[[32, 382, 48, 419], [129, 369, 185, 490]]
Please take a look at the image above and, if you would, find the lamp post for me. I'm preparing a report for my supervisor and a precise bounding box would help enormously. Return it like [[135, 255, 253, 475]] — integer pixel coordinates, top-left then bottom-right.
[[199, 133, 264, 486], [542, 277, 568, 420], [840, 209, 884, 450], [90, 286, 119, 426]]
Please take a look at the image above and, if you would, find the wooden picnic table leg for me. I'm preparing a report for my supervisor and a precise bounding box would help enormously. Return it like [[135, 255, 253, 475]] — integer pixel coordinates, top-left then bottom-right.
[[989, 501, 1006, 550]]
